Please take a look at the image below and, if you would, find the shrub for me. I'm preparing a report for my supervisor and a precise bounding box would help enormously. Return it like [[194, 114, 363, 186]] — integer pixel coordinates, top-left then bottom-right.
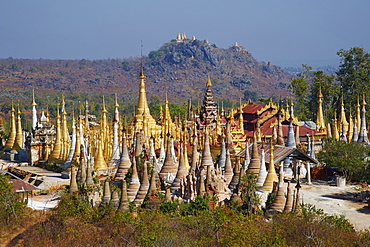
[[179, 195, 210, 216], [0, 174, 25, 224], [159, 201, 178, 214]]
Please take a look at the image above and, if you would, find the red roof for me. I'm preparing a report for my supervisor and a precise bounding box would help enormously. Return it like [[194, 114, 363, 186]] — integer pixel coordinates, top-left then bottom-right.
[[242, 104, 266, 114], [9, 179, 39, 192]]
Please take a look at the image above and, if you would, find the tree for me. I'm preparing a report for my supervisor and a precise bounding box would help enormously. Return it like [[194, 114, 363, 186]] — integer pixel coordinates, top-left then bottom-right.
[[290, 64, 311, 120], [239, 174, 260, 214], [337, 47, 370, 107], [243, 90, 258, 102], [0, 175, 25, 224], [309, 70, 339, 123], [149, 95, 161, 107], [318, 139, 370, 181]]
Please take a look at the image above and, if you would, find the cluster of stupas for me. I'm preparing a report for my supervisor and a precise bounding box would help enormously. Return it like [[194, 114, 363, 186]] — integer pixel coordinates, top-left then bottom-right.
[[2, 43, 370, 210]]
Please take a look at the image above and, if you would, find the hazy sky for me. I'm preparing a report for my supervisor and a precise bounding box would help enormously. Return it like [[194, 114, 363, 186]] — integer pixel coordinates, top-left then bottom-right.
[[1, 0, 369, 68]]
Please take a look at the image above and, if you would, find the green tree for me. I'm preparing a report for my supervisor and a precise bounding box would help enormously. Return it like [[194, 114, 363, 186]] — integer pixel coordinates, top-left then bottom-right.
[[0, 175, 25, 224], [243, 90, 258, 102], [337, 47, 370, 107], [149, 95, 161, 107], [318, 139, 370, 181], [309, 70, 339, 123], [289, 64, 311, 120]]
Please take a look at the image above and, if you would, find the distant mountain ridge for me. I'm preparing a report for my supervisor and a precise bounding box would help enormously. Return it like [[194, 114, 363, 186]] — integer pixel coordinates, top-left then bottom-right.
[[0, 38, 293, 104]]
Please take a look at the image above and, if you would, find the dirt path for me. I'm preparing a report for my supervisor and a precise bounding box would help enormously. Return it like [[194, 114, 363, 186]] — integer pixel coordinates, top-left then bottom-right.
[[301, 181, 370, 231]]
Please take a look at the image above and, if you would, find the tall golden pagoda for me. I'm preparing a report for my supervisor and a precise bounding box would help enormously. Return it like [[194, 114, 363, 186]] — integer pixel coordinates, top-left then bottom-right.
[[60, 95, 70, 161], [11, 103, 23, 152], [49, 104, 62, 162], [4, 102, 16, 151], [337, 95, 349, 134], [132, 66, 161, 146], [356, 96, 361, 130], [316, 87, 325, 132]]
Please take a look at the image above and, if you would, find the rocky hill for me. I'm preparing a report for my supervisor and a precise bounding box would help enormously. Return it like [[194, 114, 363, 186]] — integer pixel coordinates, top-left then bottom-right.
[[0, 38, 293, 106]]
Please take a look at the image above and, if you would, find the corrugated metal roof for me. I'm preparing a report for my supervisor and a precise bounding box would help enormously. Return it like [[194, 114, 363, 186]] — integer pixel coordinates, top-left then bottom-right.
[[237, 143, 318, 164], [9, 179, 40, 192]]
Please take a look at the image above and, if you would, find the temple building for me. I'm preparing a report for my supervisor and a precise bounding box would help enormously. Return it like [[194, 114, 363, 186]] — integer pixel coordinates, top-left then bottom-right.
[[2, 52, 369, 211]]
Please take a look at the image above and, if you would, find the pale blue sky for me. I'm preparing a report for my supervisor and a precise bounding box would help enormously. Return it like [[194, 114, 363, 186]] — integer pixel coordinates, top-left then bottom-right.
[[0, 0, 369, 67]]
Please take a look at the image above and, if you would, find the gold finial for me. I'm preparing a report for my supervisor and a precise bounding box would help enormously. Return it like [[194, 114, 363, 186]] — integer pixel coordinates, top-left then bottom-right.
[[318, 87, 323, 98], [316, 86, 325, 131], [270, 138, 274, 151], [357, 95, 360, 107], [11, 99, 15, 112], [32, 89, 37, 106], [206, 74, 212, 87], [17, 101, 21, 115], [114, 93, 119, 107], [102, 95, 107, 113], [362, 93, 367, 105], [177, 31, 181, 40], [290, 94, 294, 106], [61, 94, 66, 105], [139, 63, 145, 78], [138, 40, 145, 78]]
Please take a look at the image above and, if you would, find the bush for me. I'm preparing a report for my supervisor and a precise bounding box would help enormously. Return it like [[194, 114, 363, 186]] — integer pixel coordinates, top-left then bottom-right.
[[179, 195, 210, 216], [318, 139, 370, 182], [55, 194, 94, 222], [0, 174, 25, 224], [159, 201, 178, 214]]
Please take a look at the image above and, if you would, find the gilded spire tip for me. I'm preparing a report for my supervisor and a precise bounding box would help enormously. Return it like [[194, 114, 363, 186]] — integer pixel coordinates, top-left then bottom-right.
[[32, 89, 37, 106], [206, 74, 212, 87]]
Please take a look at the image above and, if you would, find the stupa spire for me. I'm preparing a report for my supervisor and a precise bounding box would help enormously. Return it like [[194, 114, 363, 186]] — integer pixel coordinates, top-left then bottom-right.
[[206, 74, 212, 87], [111, 94, 120, 162], [94, 133, 107, 169], [270, 163, 286, 212], [356, 96, 361, 130], [224, 147, 233, 186], [49, 104, 62, 161], [133, 161, 149, 206], [115, 133, 132, 180], [256, 144, 267, 188], [65, 109, 76, 166], [357, 94, 369, 144], [11, 103, 23, 152], [246, 131, 260, 175], [316, 87, 325, 131], [338, 94, 349, 135], [261, 141, 278, 192], [127, 157, 140, 202], [31, 89, 38, 130], [171, 141, 188, 193], [200, 127, 214, 169], [4, 101, 16, 151]]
